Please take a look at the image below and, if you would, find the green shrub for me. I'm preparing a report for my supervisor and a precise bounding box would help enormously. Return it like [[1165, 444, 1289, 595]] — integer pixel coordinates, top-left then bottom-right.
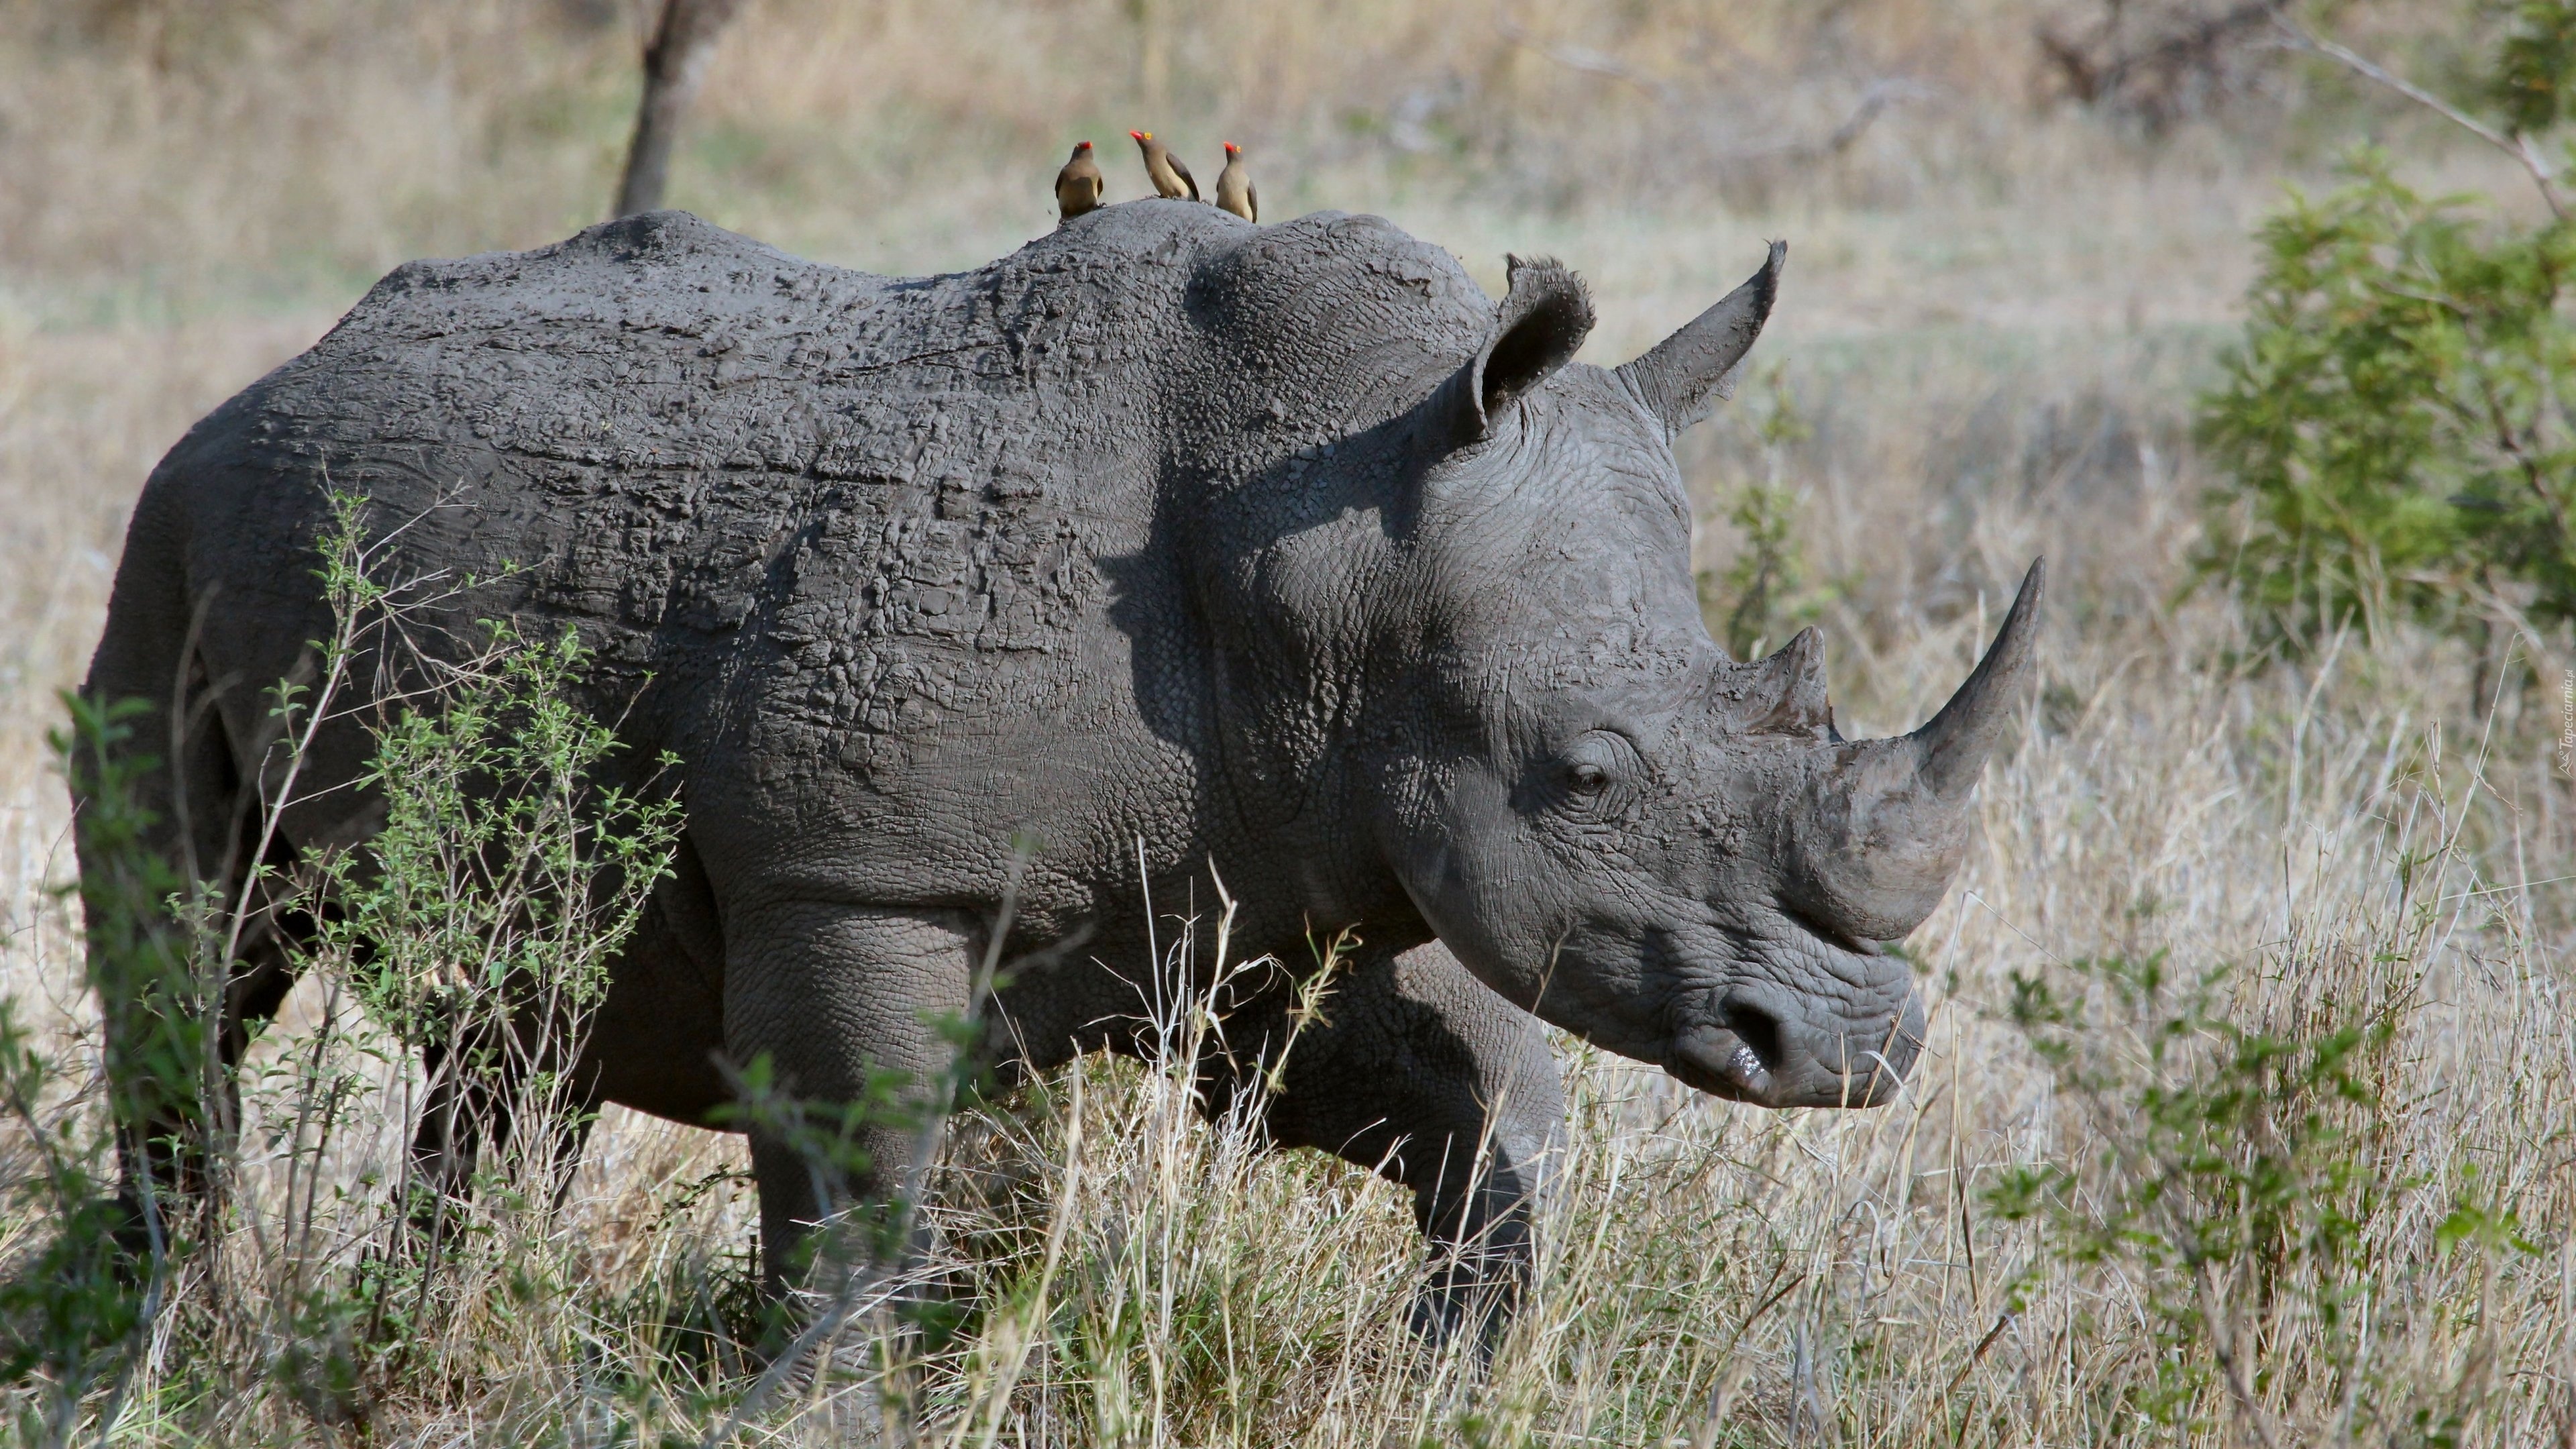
[[1988, 935, 2542, 1442], [321, 619, 678, 1076], [2491, 0, 2576, 135], [2198, 156, 2576, 645], [0, 691, 217, 1448], [1, 495, 691, 1441], [2198, 7, 2576, 654], [1988, 952, 2400, 1432], [0, 998, 148, 1448]]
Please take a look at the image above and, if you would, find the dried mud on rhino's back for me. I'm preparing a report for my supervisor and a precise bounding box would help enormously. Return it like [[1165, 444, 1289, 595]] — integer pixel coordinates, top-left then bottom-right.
[[232, 209, 1193, 749]]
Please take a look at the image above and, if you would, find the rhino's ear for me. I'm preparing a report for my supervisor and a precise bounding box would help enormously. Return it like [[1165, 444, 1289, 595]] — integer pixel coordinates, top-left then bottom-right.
[[1447, 255, 1595, 441], [1616, 241, 1785, 438]]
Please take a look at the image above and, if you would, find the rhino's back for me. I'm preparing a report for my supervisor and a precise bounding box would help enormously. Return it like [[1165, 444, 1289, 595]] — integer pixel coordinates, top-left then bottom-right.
[[127, 200, 1496, 912], [162, 210, 1217, 767]]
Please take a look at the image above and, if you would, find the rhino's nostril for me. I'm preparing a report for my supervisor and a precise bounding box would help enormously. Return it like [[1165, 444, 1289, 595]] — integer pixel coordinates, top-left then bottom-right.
[[1721, 1000, 1786, 1074]]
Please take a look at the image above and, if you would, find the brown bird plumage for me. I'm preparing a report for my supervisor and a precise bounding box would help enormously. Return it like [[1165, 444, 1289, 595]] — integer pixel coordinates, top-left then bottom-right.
[[1129, 129, 1198, 201], [1054, 141, 1105, 221], [1214, 142, 1257, 222]]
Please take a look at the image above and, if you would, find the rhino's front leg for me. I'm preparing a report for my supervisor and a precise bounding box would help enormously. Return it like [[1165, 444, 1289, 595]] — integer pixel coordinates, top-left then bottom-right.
[[722, 900, 974, 1301], [1217, 941, 1566, 1350]]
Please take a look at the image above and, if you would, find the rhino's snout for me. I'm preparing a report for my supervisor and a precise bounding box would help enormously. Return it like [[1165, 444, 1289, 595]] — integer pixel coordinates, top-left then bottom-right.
[[1668, 988, 1925, 1109]]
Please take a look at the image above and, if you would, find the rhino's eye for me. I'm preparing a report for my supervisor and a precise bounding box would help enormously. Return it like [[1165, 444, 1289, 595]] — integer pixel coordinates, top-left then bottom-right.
[[1548, 731, 1637, 812]]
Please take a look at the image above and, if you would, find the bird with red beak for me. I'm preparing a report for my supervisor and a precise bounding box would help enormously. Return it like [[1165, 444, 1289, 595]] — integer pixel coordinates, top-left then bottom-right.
[[1130, 129, 1198, 200]]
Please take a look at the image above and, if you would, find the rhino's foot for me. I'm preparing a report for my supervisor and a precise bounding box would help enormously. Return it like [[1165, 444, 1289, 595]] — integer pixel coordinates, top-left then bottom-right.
[[1407, 1242, 1530, 1363]]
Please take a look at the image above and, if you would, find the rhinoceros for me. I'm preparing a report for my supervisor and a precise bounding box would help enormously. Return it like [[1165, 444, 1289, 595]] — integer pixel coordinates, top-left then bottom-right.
[[78, 201, 2038, 1340]]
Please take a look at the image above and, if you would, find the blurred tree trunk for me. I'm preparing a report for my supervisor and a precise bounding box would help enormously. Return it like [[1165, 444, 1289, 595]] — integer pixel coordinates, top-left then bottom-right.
[[612, 0, 747, 219], [1128, 0, 1167, 111]]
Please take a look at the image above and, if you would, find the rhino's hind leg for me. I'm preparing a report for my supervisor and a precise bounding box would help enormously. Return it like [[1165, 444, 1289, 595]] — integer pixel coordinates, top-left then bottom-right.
[[403, 847, 733, 1234], [721, 902, 975, 1313], [404, 1024, 601, 1249], [78, 549, 309, 1236], [114, 739, 312, 1234], [1216, 941, 1567, 1354]]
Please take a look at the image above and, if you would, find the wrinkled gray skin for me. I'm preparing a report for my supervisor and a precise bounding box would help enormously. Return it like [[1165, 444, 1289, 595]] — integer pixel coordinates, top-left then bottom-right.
[[80, 202, 2039, 1341]]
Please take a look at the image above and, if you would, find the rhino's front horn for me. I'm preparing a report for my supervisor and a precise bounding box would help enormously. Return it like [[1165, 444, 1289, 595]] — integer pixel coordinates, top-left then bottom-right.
[[1912, 557, 2045, 799], [1616, 240, 1786, 437], [1781, 559, 2044, 945]]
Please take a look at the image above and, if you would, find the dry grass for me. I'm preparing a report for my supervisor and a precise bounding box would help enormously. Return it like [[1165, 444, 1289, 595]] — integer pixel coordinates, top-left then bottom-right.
[[5, 1, 2575, 1444]]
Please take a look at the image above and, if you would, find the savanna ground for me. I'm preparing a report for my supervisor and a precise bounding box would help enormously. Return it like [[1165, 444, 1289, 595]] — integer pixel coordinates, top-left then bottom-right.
[[4, 1, 2575, 1443]]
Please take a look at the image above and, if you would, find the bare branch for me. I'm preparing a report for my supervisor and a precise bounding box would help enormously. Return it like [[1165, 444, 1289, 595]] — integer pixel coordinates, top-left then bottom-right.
[[2275, 16, 2568, 220], [1725, 78, 1927, 162]]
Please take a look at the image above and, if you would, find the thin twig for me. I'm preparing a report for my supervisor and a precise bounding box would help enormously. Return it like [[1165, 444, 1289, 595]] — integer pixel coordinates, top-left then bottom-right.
[[1688, 1264, 1805, 1449], [1944, 1309, 2017, 1399], [2275, 17, 2567, 219], [2197, 1258, 2284, 1449], [1722, 78, 1925, 162]]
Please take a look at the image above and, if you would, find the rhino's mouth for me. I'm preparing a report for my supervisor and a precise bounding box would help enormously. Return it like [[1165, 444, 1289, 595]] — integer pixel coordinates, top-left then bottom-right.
[[1667, 1014, 1783, 1104], [1665, 996, 1914, 1109]]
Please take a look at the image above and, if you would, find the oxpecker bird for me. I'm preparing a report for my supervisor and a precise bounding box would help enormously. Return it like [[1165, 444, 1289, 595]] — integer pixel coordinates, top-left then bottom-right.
[[1128, 129, 1198, 201], [1214, 142, 1257, 221], [1055, 141, 1105, 221]]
